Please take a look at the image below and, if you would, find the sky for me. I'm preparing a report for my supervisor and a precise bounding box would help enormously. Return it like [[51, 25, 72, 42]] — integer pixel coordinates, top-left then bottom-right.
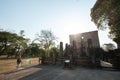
[[0, 0, 117, 47]]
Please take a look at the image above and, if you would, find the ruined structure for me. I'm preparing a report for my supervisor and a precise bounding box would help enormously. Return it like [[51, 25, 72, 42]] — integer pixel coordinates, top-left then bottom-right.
[[69, 31, 100, 58]]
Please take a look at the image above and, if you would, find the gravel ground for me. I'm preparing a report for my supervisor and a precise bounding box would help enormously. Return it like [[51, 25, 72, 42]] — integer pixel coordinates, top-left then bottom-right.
[[0, 65, 120, 80]]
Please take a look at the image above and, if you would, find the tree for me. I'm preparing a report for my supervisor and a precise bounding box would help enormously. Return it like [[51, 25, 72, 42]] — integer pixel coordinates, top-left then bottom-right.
[[0, 30, 27, 57], [50, 47, 59, 64], [30, 43, 40, 57], [36, 30, 57, 57], [0, 31, 12, 55], [91, 0, 120, 48], [19, 30, 25, 37]]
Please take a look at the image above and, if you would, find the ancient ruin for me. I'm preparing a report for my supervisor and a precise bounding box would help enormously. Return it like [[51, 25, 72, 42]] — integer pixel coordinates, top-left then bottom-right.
[[69, 30, 100, 57]]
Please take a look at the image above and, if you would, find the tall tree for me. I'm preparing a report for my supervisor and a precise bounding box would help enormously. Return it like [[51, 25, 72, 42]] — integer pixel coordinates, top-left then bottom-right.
[[0, 31, 13, 55], [19, 30, 25, 37], [91, 0, 120, 48], [36, 30, 57, 57], [0, 30, 27, 57], [30, 43, 40, 57]]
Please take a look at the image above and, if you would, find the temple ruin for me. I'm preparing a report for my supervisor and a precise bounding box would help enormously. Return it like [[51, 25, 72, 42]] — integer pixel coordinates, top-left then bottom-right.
[[69, 30, 100, 58]]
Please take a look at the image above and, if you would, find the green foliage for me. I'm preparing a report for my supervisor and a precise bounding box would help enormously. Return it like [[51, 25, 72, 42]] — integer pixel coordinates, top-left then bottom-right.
[[23, 47, 31, 58], [50, 47, 59, 58], [109, 26, 120, 43], [35, 30, 57, 57], [91, 0, 120, 47], [30, 43, 40, 57], [23, 42, 46, 58], [0, 30, 27, 57]]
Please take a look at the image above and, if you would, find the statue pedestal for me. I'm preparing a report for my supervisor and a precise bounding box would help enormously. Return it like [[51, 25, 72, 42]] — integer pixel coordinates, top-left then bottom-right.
[[64, 59, 72, 69]]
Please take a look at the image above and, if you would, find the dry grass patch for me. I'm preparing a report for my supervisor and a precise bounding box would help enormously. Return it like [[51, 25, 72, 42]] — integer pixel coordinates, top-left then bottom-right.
[[0, 57, 39, 74]]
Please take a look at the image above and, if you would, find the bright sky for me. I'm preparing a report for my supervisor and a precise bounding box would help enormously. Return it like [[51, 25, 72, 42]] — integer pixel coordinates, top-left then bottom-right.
[[0, 0, 116, 46]]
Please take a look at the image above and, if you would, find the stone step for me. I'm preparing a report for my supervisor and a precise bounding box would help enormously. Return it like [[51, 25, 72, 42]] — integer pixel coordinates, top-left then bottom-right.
[[73, 57, 93, 66]]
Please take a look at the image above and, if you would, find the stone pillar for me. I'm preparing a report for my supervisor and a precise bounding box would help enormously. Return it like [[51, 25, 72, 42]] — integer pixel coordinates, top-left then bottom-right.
[[64, 43, 69, 57], [59, 42, 63, 57]]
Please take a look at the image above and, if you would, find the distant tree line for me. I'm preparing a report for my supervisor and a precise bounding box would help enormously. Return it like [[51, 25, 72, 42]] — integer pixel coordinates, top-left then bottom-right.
[[0, 29, 59, 59]]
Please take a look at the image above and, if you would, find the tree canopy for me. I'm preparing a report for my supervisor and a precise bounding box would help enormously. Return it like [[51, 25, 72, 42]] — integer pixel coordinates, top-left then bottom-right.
[[0, 30, 27, 57], [91, 0, 120, 48], [35, 30, 57, 57]]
